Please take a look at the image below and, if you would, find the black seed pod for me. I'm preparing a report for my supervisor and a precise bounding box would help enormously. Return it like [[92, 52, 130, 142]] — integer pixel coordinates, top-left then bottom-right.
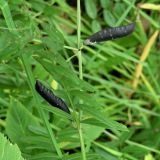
[[35, 80, 70, 114], [84, 23, 135, 45]]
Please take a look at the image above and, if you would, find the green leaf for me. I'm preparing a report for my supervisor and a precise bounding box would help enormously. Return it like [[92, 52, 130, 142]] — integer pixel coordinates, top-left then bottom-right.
[[0, 32, 19, 61], [57, 127, 80, 150], [26, 152, 59, 160], [103, 10, 116, 27], [94, 145, 120, 160], [122, 145, 148, 158], [42, 24, 64, 52], [20, 135, 54, 151], [35, 55, 80, 89], [0, 0, 17, 33], [0, 132, 24, 160], [29, 0, 46, 12], [114, 2, 126, 17], [91, 20, 101, 33], [82, 118, 110, 128], [100, 0, 111, 8], [9, 0, 23, 5], [80, 104, 128, 131], [118, 128, 134, 145], [34, 50, 95, 92], [85, 0, 97, 19], [62, 152, 101, 160], [6, 98, 40, 152], [40, 104, 72, 121], [82, 123, 104, 143], [69, 90, 99, 108]]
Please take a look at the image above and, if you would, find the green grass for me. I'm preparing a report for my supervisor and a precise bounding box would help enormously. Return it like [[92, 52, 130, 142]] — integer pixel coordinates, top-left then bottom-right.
[[0, 0, 160, 160]]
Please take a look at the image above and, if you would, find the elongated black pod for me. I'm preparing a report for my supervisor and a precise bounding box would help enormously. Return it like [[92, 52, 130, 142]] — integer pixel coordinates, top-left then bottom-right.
[[84, 23, 135, 45], [35, 80, 70, 114]]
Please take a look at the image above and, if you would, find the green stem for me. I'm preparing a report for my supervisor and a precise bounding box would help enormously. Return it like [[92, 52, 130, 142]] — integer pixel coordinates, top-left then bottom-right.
[[77, 0, 81, 50], [104, 130, 160, 155], [93, 141, 137, 160], [78, 125, 86, 160], [77, 0, 83, 80], [65, 86, 86, 160], [64, 86, 79, 126], [77, 0, 86, 160], [78, 50, 83, 80], [64, 45, 78, 51]]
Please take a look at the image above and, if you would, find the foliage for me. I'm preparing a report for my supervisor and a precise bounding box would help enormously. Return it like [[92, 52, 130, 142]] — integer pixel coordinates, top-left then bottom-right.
[[0, 132, 24, 160], [0, 0, 160, 160]]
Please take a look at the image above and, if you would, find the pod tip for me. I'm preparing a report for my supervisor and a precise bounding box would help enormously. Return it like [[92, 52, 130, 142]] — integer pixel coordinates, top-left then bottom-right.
[[83, 39, 96, 46]]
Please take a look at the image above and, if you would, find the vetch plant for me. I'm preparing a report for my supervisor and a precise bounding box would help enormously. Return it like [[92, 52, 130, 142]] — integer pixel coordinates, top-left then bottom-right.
[[33, 1, 135, 160], [1, 0, 159, 160], [34, 1, 136, 160]]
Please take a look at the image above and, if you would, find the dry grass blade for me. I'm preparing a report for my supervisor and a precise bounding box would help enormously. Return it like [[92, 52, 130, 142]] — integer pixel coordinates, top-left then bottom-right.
[[132, 30, 159, 91], [139, 3, 160, 11]]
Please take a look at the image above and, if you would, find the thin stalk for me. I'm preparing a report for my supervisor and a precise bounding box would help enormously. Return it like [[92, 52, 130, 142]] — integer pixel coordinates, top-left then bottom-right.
[[104, 130, 160, 155], [93, 141, 138, 160], [79, 124, 86, 159], [64, 45, 78, 51], [77, 0, 83, 80], [77, 0, 81, 50], [78, 50, 83, 80], [77, 0, 86, 160], [64, 85, 79, 126], [65, 86, 86, 160]]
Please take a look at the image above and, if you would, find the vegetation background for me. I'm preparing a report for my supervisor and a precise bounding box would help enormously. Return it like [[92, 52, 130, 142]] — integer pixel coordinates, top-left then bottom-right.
[[0, 0, 160, 160]]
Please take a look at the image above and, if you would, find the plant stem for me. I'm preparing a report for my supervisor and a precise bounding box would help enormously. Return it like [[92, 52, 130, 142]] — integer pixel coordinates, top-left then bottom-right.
[[65, 86, 86, 160], [77, 0, 81, 50], [78, 50, 83, 80], [78, 125, 86, 160], [77, 0, 86, 160], [64, 45, 78, 51], [77, 0, 83, 80]]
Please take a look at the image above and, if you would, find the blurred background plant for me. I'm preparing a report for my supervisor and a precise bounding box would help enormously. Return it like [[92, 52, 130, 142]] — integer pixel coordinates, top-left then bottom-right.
[[0, 0, 160, 160]]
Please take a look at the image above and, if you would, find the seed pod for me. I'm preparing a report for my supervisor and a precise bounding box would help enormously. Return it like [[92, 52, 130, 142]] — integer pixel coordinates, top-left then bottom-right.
[[84, 23, 135, 45], [35, 80, 70, 114]]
